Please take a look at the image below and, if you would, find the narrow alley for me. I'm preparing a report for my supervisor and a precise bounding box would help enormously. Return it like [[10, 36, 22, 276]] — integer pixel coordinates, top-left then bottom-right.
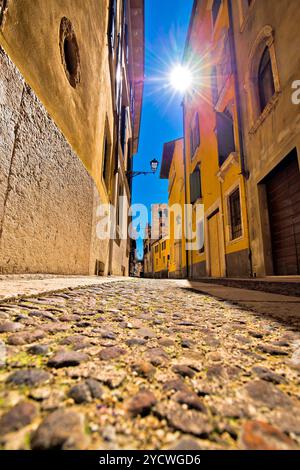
[[0, 278, 299, 450], [1, 0, 300, 457]]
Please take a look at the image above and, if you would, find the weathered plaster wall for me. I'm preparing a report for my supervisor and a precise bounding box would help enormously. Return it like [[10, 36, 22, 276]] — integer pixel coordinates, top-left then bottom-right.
[[111, 239, 129, 276], [89, 185, 111, 277], [0, 0, 112, 203], [0, 49, 106, 274]]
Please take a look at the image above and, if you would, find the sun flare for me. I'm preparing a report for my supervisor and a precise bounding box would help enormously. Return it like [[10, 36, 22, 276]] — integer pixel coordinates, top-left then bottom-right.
[[169, 64, 193, 92]]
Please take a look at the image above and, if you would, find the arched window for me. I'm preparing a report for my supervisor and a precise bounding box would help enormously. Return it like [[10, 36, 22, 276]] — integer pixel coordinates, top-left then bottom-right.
[[246, 26, 280, 130], [258, 47, 275, 112]]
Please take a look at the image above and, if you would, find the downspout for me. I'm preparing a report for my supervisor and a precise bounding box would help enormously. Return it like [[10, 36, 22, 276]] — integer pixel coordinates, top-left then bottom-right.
[[182, 100, 190, 279], [108, 68, 121, 275], [228, 0, 253, 277], [109, 0, 126, 275], [227, 0, 248, 179], [218, 178, 228, 278]]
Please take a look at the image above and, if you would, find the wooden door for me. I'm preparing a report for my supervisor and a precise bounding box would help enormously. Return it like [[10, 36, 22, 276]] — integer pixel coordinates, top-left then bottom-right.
[[208, 211, 222, 277], [266, 151, 300, 275]]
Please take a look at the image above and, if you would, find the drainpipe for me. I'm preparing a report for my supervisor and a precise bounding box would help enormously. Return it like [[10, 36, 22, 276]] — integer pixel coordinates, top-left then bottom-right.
[[228, 0, 253, 277], [109, 0, 127, 275], [227, 0, 248, 179], [182, 100, 190, 279]]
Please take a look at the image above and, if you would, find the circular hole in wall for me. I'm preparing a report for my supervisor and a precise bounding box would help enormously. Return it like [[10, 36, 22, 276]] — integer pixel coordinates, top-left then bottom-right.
[[59, 17, 80, 88]]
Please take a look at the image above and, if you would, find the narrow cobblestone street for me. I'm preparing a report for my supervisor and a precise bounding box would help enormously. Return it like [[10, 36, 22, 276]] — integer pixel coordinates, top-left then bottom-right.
[[0, 279, 300, 450]]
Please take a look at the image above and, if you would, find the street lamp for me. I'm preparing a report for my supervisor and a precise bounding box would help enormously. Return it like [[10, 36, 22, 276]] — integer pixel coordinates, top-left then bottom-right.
[[126, 159, 159, 179], [150, 158, 159, 173]]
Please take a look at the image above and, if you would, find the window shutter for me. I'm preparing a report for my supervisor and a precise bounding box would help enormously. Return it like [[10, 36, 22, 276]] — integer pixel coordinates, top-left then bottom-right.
[[211, 66, 218, 105], [216, 111, 235, 166], [108, 0, 117, 52], [229, 189, 242, 239], [190, 166, 202, 204], [258, 47, 275, 112], [195, 113, 200, 148], [190, 130, 194, 159], [120, 106, 127, 154]]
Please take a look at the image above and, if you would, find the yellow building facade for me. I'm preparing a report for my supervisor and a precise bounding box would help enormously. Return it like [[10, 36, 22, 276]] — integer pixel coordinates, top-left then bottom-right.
[[160, 139, 186, 278], [152, 237, 170, 279], [143, 224, 153, 278], [232, 0, 300, 276], [183, 0, 251, 279]]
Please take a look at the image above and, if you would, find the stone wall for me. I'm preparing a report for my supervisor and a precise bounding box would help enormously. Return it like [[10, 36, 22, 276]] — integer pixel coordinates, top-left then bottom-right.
[[191, 261, 207, 280], [0, 49, 107, 274], [225, 249, 252, 278]]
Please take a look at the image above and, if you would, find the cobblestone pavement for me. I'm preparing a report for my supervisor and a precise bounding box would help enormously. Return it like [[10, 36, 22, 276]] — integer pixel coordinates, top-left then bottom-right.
[[0, 279, 300, 450]]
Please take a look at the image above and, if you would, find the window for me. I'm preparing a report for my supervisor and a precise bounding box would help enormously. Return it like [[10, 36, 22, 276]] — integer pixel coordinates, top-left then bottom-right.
[[190, 165, 202, 204], [120, 106, 129, 155], [130, 83, 135, 117], [229, 189, 242, 240], [59, 18, 81, 89], [155, 245, 158, 254], [190, 113, 200, 159], [246, 26, 280, 130], [102, 130, 111, 189], [124, 22, 129, 64], [216, 105, 235, 166], [258, 47, 275, 112], [108, 0, 117, 53], [116, 183, 124, 234], [115, 38, 123, 112], [212, 0, 222, 26], [219, 36, 232, 87], [211, 66, 218, 105], [195, 113, 200, 150]]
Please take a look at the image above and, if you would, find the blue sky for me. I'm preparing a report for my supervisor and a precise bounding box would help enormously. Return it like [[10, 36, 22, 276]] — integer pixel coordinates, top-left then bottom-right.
[[132, 0, 193, 259]]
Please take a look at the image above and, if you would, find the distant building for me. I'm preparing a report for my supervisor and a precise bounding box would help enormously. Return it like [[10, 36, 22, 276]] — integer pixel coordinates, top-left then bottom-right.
[[143, 205, 170, 278], [132, 261, 144, 278], [129, 240, 137, 277], [151, 237, 170, 279], [143, 217, 171, 279], [143, 224, 153, 278], [160, 138, 186, 279], [151, 203, 169, 240]]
